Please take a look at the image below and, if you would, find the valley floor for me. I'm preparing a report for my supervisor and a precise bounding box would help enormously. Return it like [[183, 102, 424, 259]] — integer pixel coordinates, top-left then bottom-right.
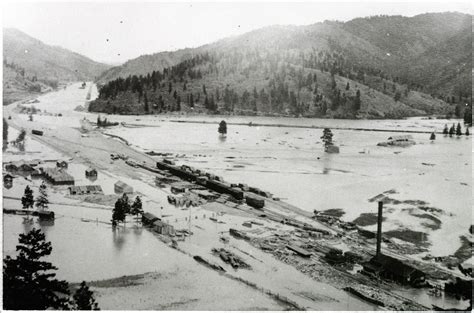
[[2, 82, 471, 310]]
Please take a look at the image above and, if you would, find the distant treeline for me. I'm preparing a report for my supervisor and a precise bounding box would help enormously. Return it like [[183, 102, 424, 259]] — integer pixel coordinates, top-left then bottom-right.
[[91, 48, 469, 119]]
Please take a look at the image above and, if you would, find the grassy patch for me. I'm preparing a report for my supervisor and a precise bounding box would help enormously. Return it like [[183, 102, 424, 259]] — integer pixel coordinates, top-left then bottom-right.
[[321, 208, 345, 218], [383, 229, 430, 246], [453, 236, 473, 263]]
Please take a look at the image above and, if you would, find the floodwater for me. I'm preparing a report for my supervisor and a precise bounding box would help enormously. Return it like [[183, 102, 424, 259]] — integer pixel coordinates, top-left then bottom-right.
[[5, 82, 472, 257], [107, 118, 472, 257], [3, 82, 472, 309]]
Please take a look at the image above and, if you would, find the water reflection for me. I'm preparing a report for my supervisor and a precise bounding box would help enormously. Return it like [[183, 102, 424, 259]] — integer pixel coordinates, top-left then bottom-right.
[[321, 154, 332, 175]]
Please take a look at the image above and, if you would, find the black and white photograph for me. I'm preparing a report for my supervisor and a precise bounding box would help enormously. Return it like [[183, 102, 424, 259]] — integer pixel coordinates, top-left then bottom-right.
[[1, 0, 472, 311]]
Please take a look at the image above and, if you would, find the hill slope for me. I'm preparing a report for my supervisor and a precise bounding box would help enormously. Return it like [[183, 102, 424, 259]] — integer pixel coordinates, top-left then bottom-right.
[[91, 12, 471, 119]]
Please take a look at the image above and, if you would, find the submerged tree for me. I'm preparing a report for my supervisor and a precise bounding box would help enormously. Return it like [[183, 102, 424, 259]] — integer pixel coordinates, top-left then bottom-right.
[[456, 122, 462, 136], [35, 181, 49, 211], [3, 229, 70, 310], [72, 281, 100, 310], [21, 185, 35, 209], [218, 120, 227, 135], [321, 128, 334, 151], [449, 124, 455, 137], [443, 124, 449, 135]]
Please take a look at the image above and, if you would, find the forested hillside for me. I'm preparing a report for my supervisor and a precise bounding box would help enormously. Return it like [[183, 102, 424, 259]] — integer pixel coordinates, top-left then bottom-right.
[[90, 12, 471, 119]]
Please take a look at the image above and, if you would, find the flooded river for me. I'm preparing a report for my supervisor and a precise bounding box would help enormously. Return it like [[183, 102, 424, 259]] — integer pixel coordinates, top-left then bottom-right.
[[3, 82, 472, 309]]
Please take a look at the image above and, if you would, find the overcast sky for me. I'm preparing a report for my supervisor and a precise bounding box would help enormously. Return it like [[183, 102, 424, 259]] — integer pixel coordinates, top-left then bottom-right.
[[3, 1, 471, 65]]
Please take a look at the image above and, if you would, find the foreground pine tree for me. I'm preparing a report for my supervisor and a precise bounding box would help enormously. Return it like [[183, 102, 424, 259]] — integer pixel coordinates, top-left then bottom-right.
[[3, 229, 70, 310]]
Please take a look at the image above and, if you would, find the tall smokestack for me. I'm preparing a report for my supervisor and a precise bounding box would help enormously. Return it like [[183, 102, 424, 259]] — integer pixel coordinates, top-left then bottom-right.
[[376, 201, 383, 257]]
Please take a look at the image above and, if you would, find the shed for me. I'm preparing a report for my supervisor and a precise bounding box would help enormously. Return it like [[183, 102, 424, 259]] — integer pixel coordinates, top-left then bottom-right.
[[85, 168, 98, 177], [114, 180, 133, 194], [142, 212, 160, 225]]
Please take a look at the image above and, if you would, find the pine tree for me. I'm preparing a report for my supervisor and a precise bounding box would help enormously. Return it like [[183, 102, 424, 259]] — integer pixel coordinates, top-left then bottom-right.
[[354, 90, 361, 111], [443, 124, 448, 135], [456, 122, 462, 136], [21, 185, 35, 209], [449, 124, 455, 137], [430, 132, 436, 140], [35, 182, 49, 211], [72, 281, 99, 310], [321, 128, 334, 151], [121, 193, 131, 215], [218, 120, 227, 135], [131, 196, 143, 218], [466, 128, 470, 136], [345, 82, 350, 90], [144, 92, 149, 113], [3, 229, 70, 310]]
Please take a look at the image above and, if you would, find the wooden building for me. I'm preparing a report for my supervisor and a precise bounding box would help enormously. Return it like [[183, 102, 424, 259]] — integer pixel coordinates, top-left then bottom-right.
[[362, 254, 426, 286], [42, 168, 75, 185]]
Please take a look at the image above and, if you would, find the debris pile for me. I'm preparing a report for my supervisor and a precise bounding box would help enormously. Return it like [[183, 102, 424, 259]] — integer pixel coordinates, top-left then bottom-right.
[[167, 192, 204, 207]]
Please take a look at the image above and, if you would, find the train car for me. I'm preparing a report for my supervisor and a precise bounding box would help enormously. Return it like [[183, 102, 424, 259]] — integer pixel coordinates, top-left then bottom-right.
[[206, 179, 244, 200]]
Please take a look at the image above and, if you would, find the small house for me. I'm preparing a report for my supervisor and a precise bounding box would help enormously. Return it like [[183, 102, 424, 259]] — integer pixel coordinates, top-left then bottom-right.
[[85, 168, 98, 178], [56, 160, 68, 169], [3, 174, 14, 189], [114, 180, 133, 194], [153, 220, 174, 236]]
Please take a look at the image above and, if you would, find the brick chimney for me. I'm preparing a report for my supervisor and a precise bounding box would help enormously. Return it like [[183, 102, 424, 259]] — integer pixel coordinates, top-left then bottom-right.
[[376, 201, 383, 257]]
